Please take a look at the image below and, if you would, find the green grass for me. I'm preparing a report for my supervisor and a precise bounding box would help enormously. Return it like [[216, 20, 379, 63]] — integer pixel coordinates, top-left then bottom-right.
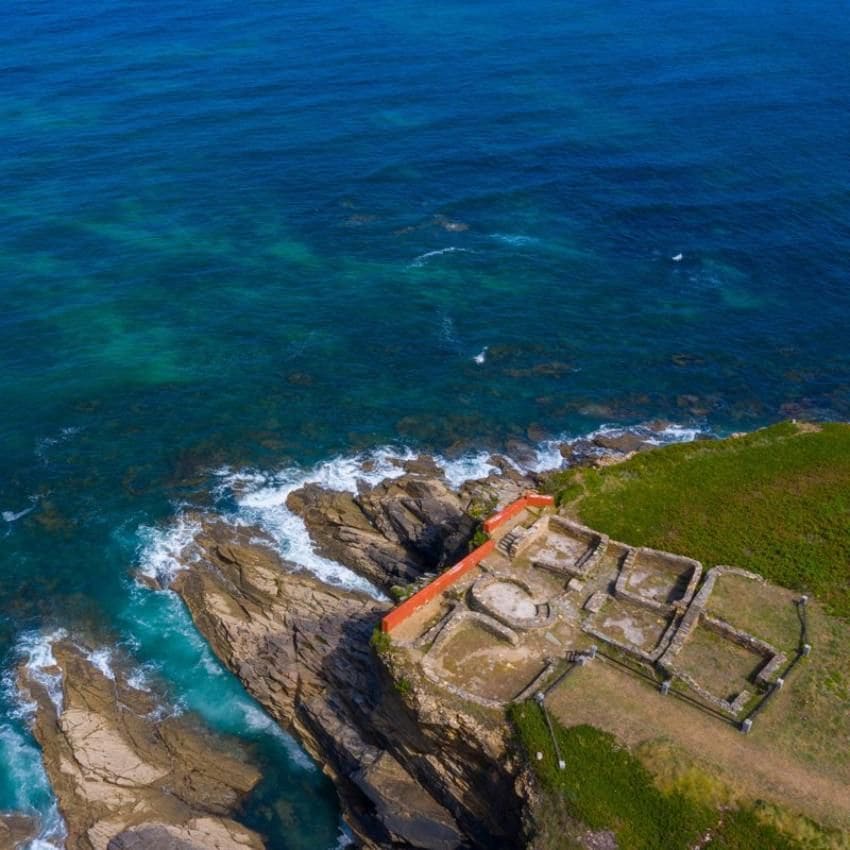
[[546, 422, 850, 616], [710, 808, 803, 850], [510, 702, 806, 850], [510, 703, 713, 850]]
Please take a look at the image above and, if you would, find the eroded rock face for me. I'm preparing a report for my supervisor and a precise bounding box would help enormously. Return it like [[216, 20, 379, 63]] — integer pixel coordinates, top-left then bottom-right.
[[170, 518, 524, 849], [19, 641, 264, 850], [286, 458, 533, 592]]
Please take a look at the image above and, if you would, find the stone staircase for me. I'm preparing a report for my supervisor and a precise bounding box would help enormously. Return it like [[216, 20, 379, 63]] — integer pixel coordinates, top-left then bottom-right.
[[497, 526, 528, 559]]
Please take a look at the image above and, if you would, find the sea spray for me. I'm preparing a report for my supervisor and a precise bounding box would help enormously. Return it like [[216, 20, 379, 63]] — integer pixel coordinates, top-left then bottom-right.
[[135, 513, 203, 586]]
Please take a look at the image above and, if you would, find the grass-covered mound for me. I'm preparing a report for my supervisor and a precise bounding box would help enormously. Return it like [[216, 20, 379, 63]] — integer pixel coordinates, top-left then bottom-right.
[[510, 702, 804, 850], [546, 421, 850, 616]]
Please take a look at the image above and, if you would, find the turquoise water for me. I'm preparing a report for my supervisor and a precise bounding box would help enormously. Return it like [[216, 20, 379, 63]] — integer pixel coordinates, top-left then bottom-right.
[[1, 1, 849, 846]]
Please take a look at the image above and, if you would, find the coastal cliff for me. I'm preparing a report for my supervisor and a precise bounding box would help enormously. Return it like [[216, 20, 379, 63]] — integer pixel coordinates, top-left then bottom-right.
[[167, 461, 540, 849]]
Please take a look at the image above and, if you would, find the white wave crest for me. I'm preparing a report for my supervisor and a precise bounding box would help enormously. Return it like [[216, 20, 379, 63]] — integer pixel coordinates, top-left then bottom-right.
[[408, 246, 473, 268], [213, 440, 542, 572], [2, 497, 38, 523], [331, 822, 356, 850], [239, 702, 316, 771], [124, 668, 152, 693], [433, 451, 500, 489], [136, 514, 202, 585], [215, 452, 403, 597], [215, 444, 519, 589], [642, 423, 704, 444], [85, 648, 115, 681], [473, 346, 488, 365]]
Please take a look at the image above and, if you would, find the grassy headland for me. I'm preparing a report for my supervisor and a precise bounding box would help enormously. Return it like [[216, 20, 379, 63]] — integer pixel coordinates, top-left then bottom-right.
[[523, 421, 850, 847], [545, 421, 850, 616]]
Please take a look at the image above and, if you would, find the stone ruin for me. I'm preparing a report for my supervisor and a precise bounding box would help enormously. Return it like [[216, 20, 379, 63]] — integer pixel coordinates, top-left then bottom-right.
[[393, 507, 797, 721]]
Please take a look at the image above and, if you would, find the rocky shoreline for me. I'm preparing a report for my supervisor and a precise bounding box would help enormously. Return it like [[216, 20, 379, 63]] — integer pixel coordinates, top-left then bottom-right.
[[171, 459, 535, 850], [6, 425, 680, 850]]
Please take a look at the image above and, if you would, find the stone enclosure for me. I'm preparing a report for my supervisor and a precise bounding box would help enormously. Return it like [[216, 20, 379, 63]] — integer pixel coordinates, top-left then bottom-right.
[[387, 501, 801, 721]]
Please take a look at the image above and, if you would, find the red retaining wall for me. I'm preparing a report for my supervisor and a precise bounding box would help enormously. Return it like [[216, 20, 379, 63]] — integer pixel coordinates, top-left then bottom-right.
[[483, 493, 553, 533], [381, 493, 554, 633]]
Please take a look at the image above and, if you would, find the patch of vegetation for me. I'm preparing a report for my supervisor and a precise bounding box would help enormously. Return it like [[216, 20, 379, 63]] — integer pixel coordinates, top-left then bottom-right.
[[469, 526, 490, 551], [369, 626, 392, 655], [389, 584, 415, 602], [510, 702, 812, 850], [466, 492, 499, 520], [710, 808, 803, 850], [547, 422, 850, 616], [394, 675, 413, 697]]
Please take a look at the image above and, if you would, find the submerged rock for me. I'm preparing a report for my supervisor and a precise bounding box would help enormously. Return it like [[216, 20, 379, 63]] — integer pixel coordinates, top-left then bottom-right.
[[18, 641, 264, 850]]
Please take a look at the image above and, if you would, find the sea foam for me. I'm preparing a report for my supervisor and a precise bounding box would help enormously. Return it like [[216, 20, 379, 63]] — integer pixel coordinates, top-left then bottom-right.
[[135, 513, 202, 585], [213, 450, 418, 598], [3, 633, 69, 850]]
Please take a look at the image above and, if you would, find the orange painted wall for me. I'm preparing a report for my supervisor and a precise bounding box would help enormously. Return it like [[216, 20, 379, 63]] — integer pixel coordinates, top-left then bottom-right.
[[381, 493, 554, 633]]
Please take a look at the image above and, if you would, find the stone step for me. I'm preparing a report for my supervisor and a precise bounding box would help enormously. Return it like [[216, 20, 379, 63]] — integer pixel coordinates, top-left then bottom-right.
[[496, 527, 527, 558]]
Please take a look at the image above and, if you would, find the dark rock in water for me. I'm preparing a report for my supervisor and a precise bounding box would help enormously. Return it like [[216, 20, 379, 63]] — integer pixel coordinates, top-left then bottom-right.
[[591, 432, 650, 455], [525, 423, 548, 443], [170, 518, 525, 850], [402, 455, 443, 477], [504, 439, 538, 468], [286, 371, 314, 387], [19, 641, 264, 850], [670, 352, 705, 367], [558, 442, 576, 461]]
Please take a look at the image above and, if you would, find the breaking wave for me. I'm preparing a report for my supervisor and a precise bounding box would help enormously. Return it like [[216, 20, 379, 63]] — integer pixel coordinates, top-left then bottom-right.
[[210, 420, 706, 595], [135, 513, 203, 585]]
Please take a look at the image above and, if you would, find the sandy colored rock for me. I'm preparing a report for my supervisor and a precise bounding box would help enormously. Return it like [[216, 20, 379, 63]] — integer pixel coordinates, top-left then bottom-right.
[[107, 818, 262, 850], [19, 641, 264, 850]]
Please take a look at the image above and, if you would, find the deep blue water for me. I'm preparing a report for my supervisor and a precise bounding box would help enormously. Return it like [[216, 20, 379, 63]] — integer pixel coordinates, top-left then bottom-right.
[[1, 1, 849, 846]]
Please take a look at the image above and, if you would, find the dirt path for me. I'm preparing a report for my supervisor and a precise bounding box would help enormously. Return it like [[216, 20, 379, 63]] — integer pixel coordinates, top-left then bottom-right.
[[548, 661, 850, 829]]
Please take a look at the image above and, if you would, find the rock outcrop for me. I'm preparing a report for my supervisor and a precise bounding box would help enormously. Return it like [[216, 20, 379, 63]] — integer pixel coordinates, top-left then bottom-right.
[[18, 641, 265, 850], [286, 457, 533, 592], [0, 814, 36, 850], [170, 517, 524, 849]]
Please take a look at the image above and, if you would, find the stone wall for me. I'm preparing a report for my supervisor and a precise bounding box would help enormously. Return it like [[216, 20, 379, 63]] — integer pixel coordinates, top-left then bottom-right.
[[533, 516, 610, 579], [613, 547, 702, 615]]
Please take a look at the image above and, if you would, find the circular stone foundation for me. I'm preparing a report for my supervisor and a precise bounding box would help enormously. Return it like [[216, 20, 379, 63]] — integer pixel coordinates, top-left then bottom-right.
[[469, 574, 554, 630], [478, 582, 537, 620]]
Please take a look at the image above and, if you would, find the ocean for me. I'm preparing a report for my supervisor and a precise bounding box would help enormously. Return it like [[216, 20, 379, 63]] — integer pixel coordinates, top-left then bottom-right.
[[1, 0, 848, 846]]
